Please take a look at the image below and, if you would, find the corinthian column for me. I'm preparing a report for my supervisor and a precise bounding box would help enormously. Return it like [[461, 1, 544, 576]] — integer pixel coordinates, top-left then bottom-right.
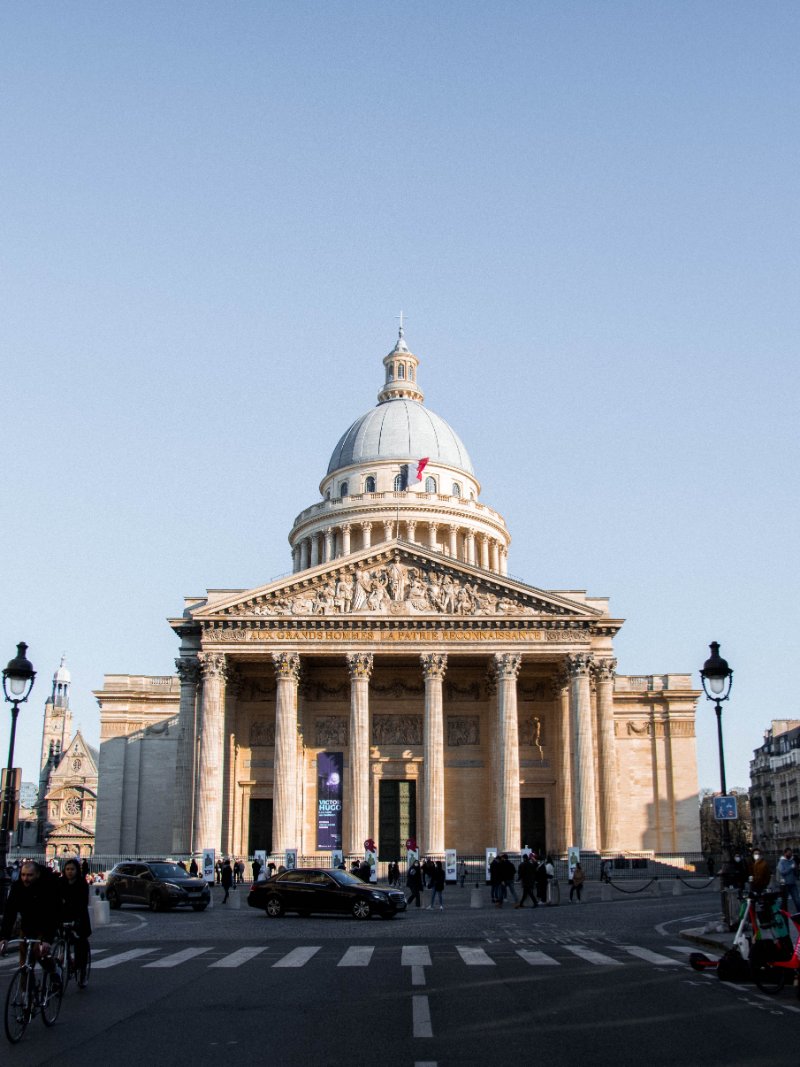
[[341, 523, 351, 555], [568, 653, 598, 850], [421, 653, 447, 853], [194, 652, 227, 852], [346, 653, 373, 854], [595, 658, 620, 851], [172, 656, 200, 855], [552, 668, 573, 852], [494, 653, 522, 852], [272, 652, 301, 854]]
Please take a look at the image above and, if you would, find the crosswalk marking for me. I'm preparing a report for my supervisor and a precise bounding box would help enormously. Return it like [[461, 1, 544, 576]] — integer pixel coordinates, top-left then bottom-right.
[[402, 946, 432, 967], [92, 948, 157, 969], [517, 949, 560, 966], [273, 946, 321, 968], [412, 995, 433, 1038], [622, 945, 682, 966], [338, 946, 374, 967], [667, 945, 698, 956], [144, 947, 210, 969], [210, 947, 265, 968], [563, 944, 623, 966], [456, 946, 495, 966]]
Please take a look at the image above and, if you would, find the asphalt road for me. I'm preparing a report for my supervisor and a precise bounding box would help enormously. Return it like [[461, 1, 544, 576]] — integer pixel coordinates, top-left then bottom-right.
[[2, 883, 798, 1066]]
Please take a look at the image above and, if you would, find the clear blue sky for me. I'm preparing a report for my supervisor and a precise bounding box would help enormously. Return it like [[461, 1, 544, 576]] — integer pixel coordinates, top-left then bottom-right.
[[2, 2, 798, 799]]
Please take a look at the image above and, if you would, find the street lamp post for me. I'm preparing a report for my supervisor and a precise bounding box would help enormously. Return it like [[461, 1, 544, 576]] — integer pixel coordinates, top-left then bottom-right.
[[0, 642, 36, 911], [700, 641, 733, 923]]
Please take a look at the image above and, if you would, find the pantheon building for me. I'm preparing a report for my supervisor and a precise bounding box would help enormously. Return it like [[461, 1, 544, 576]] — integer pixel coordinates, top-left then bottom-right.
[[95, 329, 701, 860]]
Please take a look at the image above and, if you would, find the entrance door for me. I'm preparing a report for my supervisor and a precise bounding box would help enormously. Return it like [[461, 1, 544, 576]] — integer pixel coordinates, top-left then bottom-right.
[[248, 799, 273, 856], [520, 798, 546, 855], [378, 780, 416, 861]]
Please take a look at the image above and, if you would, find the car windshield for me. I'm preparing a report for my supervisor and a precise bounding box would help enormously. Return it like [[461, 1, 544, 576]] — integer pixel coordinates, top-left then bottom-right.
[[329, 869, 365, 887], [148, 863, 191, 880]]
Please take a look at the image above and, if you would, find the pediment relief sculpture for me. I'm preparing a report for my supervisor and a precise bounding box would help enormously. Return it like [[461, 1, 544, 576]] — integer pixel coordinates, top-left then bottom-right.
[[226, 558, 568, 620]]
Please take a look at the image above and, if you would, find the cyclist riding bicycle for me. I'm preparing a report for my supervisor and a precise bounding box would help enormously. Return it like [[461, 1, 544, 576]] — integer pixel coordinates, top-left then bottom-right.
[[58, 857, 92, 984], [0, 860, 62, 988]]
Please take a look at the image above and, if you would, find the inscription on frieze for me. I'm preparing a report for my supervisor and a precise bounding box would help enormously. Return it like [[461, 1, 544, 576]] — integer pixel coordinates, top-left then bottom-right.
[[447, 716, 480, 747], [372, 714, 423, 746], [249, 721, 276, 747]]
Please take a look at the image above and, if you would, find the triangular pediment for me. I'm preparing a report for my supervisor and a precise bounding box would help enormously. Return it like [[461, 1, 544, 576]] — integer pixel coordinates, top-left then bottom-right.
[[52, 732, 98, 781], [46, 821, 95, 840], [192, 541, 605, 623]]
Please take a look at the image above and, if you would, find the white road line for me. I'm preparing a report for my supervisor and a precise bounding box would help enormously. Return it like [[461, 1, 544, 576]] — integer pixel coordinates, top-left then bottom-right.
[[273, 946, 321, 968], [338, 946, 374, 967], [666, 945, 700, 955], [622, 945, 683, 966], [92, 948, 157, 969], [210, 947, 265, 968], [563, 944, 622, 966], [456, 946, 495, 966], [144, 947, 210, 969], [412, 994, 433, 1038], [411, 966, 426, 986], [402, 946, 431, 967], [516, 949, 560, 966]]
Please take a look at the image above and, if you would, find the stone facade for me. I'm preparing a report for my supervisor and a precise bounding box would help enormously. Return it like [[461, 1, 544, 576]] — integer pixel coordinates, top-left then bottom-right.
[[94, 329, 702, 858]]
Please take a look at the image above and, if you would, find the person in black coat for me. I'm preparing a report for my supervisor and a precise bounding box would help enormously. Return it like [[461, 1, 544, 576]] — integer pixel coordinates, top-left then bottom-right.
[[406, 861, 423, 908], [0, 860, 62, 976], [220, 859, 234, 902], [515, 854, 538, 909], [60, 857, 92, 984]]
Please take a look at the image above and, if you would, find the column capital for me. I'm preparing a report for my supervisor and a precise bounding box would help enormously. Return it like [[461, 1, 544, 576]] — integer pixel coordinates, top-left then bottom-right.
[[360, 520, 372, 531], [346, 652, 374, 680], [566, 653, 594, 678], [548, 666, 570, 698], [198, 651, 227, 681], [175, 657, 200, 686], [449, 523, 458, 532], [594, 658, 617, 683], [272, 651, 301, 682], [493, 652, 521, 680], [420, 653, 448, 680]]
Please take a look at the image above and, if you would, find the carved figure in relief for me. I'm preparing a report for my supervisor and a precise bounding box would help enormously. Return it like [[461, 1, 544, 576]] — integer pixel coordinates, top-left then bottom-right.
[[440, 574, 457, 613], [408, 569, 429, 610], [315, 716, 348, 746], [335, 575, 353, 614], [387, 559, 407, 602], [447, 716, 480, 746], [352, 568, 370, 610], [367, 572, 388, 611]]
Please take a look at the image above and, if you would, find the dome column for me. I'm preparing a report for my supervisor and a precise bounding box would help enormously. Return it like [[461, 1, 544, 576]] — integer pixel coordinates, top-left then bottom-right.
[[383, 521, 393, 542], [480, 535, 489, 569], [361, 521, 372, 549], [466, 531, 476, 565], [341, 523, 351, 556], [346, 653, 373, 854], [448, 525, 458, 558], [407, 520, 416, 544], [500, 548, 508, 575], [301, 539, 311, 570], [428, 522, 438, 550], [310, 534, 321, 568], [491, 540, 500, 573], [323, 527, 333, 563], [421, 654, 447, 854]]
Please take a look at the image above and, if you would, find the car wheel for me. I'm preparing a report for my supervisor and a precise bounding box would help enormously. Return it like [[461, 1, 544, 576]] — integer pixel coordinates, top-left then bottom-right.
[[106, 889, 121, 910], [352, 899, 371, 920], [149, 893, 163, 912], [265, 896, 284, 918], [191, 902, 208, 912]]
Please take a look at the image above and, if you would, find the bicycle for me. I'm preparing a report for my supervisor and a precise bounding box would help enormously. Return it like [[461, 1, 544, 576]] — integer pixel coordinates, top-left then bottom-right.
[[2, 937, 63, 1044], [52, 920, 91, 992], [749, 898, 800, 997]]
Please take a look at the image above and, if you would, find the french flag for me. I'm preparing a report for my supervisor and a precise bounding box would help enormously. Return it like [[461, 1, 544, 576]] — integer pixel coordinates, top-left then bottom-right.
[[414, 457, 429, 482]]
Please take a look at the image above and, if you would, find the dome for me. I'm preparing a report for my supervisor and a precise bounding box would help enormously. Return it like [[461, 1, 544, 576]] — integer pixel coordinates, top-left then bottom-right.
[[327, 398, 475, 477], [53, 654, 71, 684]]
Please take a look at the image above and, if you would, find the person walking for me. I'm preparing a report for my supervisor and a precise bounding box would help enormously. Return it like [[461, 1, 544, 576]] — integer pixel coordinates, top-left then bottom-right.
[[406, 860, 423, 909], [499, 853, 517, 905], [220, 859, 234, 903], [570, 863, 585, 902], [189, 857, 199, 877], [777, 848, 800, 912], [515, 854, 538, 908], [458, 860, 467, 888], [750, 849, 771, 892], [534, 855, 549, 904], [428, 860, 446, 911]]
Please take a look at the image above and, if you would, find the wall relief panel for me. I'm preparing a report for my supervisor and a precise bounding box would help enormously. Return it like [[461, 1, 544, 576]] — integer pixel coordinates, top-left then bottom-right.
[[372, 714, 423, 745], [447, 716, 480, 747], [250, 722, 276, 747]]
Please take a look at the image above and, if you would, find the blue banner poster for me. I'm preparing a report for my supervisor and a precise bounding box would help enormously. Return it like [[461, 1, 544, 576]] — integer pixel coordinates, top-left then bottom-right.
[[317, 752, 343, 850]]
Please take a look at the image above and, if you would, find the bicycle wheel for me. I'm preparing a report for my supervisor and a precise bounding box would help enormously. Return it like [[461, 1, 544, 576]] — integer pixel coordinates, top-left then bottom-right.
[[753, 963, 786, 994], [4, 969, 31, 1044], [40, 971, 63, 1026], [78, 943, 91, 989], [51, 938, 69, 992]]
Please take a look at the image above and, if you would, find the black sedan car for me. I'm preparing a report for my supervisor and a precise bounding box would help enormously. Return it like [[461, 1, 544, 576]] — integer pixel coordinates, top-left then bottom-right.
[[248, 867, 407, 920], [105, 861, 211, 912]]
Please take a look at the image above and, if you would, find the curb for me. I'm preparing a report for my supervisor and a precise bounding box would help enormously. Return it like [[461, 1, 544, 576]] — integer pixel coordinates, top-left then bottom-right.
[[679, 927, 729, 954]]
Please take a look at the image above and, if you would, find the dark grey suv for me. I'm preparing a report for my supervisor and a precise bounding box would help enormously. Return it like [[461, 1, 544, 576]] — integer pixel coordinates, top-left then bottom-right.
[[106, 861, 210, 912]]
